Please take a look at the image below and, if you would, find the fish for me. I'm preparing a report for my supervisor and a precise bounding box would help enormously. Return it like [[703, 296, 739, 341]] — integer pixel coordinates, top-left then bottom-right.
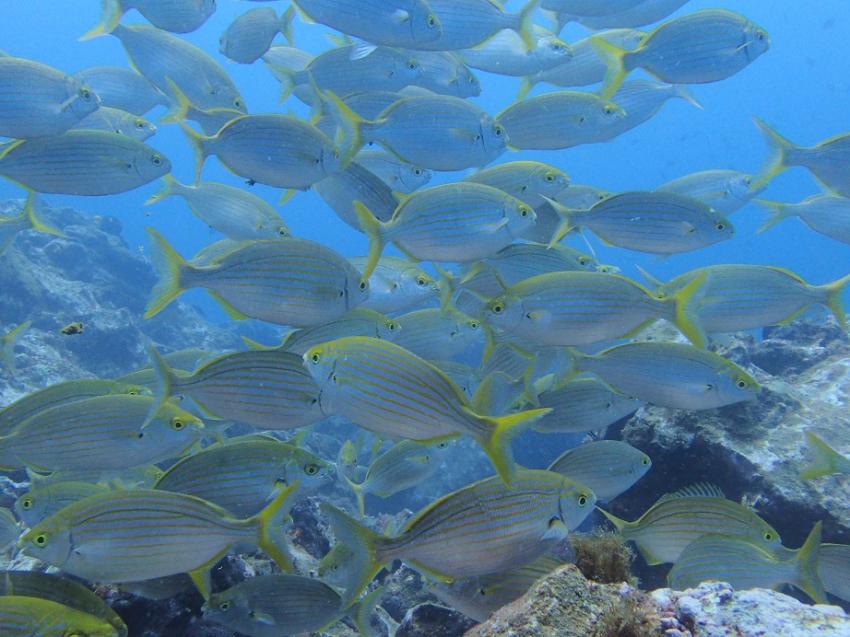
[[460, 26, 572, 77], [547, 440, 651, 501], [354, 182, 535, 280], [15, 481, 110, 528], [83, 0, 217, 38], [0, 395, 202, 473], [0, 57, 100, 139], [146, 347, 324, 431], [342, 439, 454, 516], [470, 243, 601, 291], [546, 191, 734, 254], [668, 522, 827, 604], [641, 265, 850, 338], [0, 596, 120, 637], [496, 91, 626, 150], [20, 484, 298, 598], [595, 80, 702, 141], [463, 161, 570, 209], [0, 571, 127, 636], [145, 231, 368, 326], [0, 321, 31, 374], [117, 575, 194, 601], [181, 115, 343, 190], [393, 308, 484, 360], [349, 255, 440, 314], [72, 65, 169, 115], [800, 431, 850, 480], [757, 194, 850, 244], [554, 0, 691, 30], [600, 483, 783, 566], [524, 183, 610, 244], [594, 9, 770, 99], [322, 468, 595, 605], [410, 0, 537, 52], [0, 509, 17, 552], [753, 119, 850, 196], [485, 270, 707, 348], [658, 169, 761, 216], [819, 543, 850, 602], [356, 150, 432, 193], [314, 161, 400, 230], [403, 50, 482, 98], [72, 106, 156, 140], [0, 131, 171, 196], [532, 378, 643, 435], [154, 436, 332, 517], [303, 336, 552, 485], [542, 0, 647, 16], [145, 175, 290, 241], [60, 322, 84, 335], [220, 7, 293, 64]]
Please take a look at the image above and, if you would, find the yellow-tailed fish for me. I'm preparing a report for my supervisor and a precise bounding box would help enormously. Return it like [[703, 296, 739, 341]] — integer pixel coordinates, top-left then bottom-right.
[[800, 432, 850, 480], [668, 523, 827, 604], [117, 350, 210, 389], [220, 7, 293, 65], [546, 191, 733, 254], [496, 91, 625, 150], [411, 0, 537, 52], [350, 255, 439, 314], [819, 543, 850, 602], [154, 436, 332, 517], [354, 182, 535, 280], [403, 50, 481, 98], [159, 80, 243, 135], [599, 483, 781, 565], [356, 150, 432, 193], [593, 9, 770, 100], [464, 160, 570, 208], [554, 0, 690, 30], [303, 336, 552, 485], [460, 25, 572, 77], [72, 65, 169, 115], [0, 596, 119, 637], [571, 341, 759, 410], [147, 347, 324, 430], [0, 321, 31, 374], [84, 0, 216, 38], [547, 440, 650, 502], [524, 183, 611, 244], [145, 230, 368, 325], [0, 57, 99, 138], [15, 481, 110, 528], [596, 80, 701, 141], [0, 509, 17, 552], [315, 161, 400, 230], [71, 106, 156, 141], [757, 194, 850, 245], [659, 169, 761, 216], [0, 196, 62, 257], [0, 131, 170, 196], [146, 175, 290, 241], [20, 484, 298, 597], [0, 395, 202, 473], [322, 468, 595, 606], [313, 90, 405, 136], [532, 377, 642, 435], [393, 308, 484, 360]]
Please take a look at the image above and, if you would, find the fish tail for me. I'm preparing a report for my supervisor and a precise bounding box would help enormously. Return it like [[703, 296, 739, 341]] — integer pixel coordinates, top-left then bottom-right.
[[590, 36, 630, 101], [0, 321, 30, 374], [144, 344, 178, 428], [321, 502, 388, 608], [144, 227, 189, 319], [471, 371, 499, 415], [321, 90, 366, 166], [280, 5, 295, 44], [252, 480, 300, 572], [178, 122, 210, 183], [349, 585, 384, 636], [597, 506, 627, 533], [145, 174, 178, 206], [796, 521, 827, 604], [515, 0, 539, 50], [674, 85, 703, 110], [476, 407, 552, 487], [517, 76, 535, 100], [353, 201, 385, 282], [540, 196, 574, 247], [267, 64, 298, 103], [240, 335, 275, 351], [22, 194, 64, 238], [823, 273, 850, 329], [670, 272, 709, 349], [160, 78, 195, 125], [800, 431, 844, 479], [752, 117, 798, 191], [342, 472, 367, 518], [79, 0, 122, 41], [754, 199, 795, 233]]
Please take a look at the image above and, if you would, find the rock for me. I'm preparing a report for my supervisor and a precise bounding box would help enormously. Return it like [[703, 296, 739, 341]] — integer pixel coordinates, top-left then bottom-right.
[[397, 603, 477, 637]]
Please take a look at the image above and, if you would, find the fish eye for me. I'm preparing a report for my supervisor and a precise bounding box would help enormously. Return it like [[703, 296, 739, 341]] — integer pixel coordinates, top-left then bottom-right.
[[438, 441, 448, 448], [641, 457, 650, 465], [233, 98, 243, 109], [128, 389, 139, 395], [305, 463, 319, 475], [79, 87, 93, 101], [33, 533, 48, 547], [493, 125, 504, 137], [171, 417, 186, 431], [134, 119, 146, 129], [577, 495, 588, 506], [427, 14, 438, 27], [359, 280, 368, 291], [413, 168, 423, 176], [311, 353, 321, 364], [764, 531, 774, 541], [407, 61, 418, 71], [519, 206, 530, 217], [469, 321, 480, 329], [416, 277, 428, 286], [550, 43, 564, 52], [736, 379, 748, 389], [545, 173, 556, 182], [744, 176, 752, 185], [604, 104, 616, 115], [151, 154, 163, 167], [492, 303, 503, 314], [21, 497, 32, 509], [388, 322, 397, 331], [277, 226, 288, 236], [715, 222, 726, 230], [219, 601, 231, 611], [757, 31, 766, 41]]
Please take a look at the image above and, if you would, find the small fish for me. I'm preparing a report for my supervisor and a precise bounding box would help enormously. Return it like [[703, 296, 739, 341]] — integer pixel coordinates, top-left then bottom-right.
[[0, 131, 170, 196], [0, 395, 202, 473], [554, 0, 691, 30], [496, 91, 626, 150], [154, 436, 332, 518], [800, 431, 850, 480], [58, 321, 84, 336], [532, 377, 642, 435], [354, 183, 535, 280], [303, 336, 552, 485], [571, 341, 759, 410], [460, 26, 572, 77], [819, 543, 850, 602], [20, 485, 298, 597], [0, 321, 31, 374], [547, 191, 734, 255], [659, 169, 761, 215], [464, 161, 570, 209], [393, 308, 484, 360], [595, 80, 701, 141], [220, 7, 293, 64], [599, 483, 782, 565], [349, 255, 440, 314], [542, 0, 646, 16], [757, 194, 850, 245], [15, 481, 110, 528], [668, 523, 827, 604], [84, 0, 217, 38], [0, 596, 120, 637], [411, 0, 537, 52], [72, 107, 156, 140], [145, 231, 367, 326], [0, 509, 17, 552], [315, 161, 399, 230], [472, 243, 600, 289], [146, 175, 289, 241], [146, 347, 324, 431], [356, 150, 431, 193], [547, 440, 651, 501], [72, 65, 169, 115], [594, 10, 770, 99], [322, 469, 595, 605], [404, 50, 481, 98]]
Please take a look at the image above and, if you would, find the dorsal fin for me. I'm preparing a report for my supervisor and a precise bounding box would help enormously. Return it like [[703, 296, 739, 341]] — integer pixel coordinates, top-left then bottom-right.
[[655, 482, 725, 504]]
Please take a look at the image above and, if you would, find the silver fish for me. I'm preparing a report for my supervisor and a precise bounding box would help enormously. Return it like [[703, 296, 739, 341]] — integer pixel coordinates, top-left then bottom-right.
[[356, 149, 432, 193], [72, 65, 169, 115], [547, 440, 651, 501], [532, 378, 643, 435], [350, 255, 440, 314], [72, 107, 156, 141], [220, 7, 292, 64], [659, 169, 761, 215]]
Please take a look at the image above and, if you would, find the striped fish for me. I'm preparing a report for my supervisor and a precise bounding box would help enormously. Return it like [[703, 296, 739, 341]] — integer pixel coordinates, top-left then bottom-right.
[[350, 256, 439, 314], [758, 195, 850, 245], [668, 523, 826, 604], [0, 596, 119, 637], [15, 481, 110, 528], [410, 0, 537, 52], [219, 7, 292, 65], [393, 308, 484, 361], [403, 50, 481, 98], [819, 543, 850, 602], [0, 395, 202, 473], [659, 169, 760, 216], [0, 131, 170, 196], [532, 377, 642, 435], [72, 65, 169, 115], [0, 571, 127, 636], [547, 191, 734, 254], [547, 440, 651, 501], [463, 161, 570, 209], [459, 26, 572, 78], [526, 182, 612, 245], [0, 509, 17, 552], [354, 183, 535, 280], [72, 107, 156, 141], [554, 0, 689, 30], [154, 437, 333, 517], [303, 336, 552, 485], [595, 81, 701, 141], [147, 348, 324, 430], [356, 150, 431, 194], [314, 161, 399, 230], [144, 232, 368, 326], [599, 483, 782, 565], [472, 244, 600, 292], [20, 485, 298, 596], [323, 468, 595, 605], [572, 341, 759, 410], [85, 0, 216, 37]]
